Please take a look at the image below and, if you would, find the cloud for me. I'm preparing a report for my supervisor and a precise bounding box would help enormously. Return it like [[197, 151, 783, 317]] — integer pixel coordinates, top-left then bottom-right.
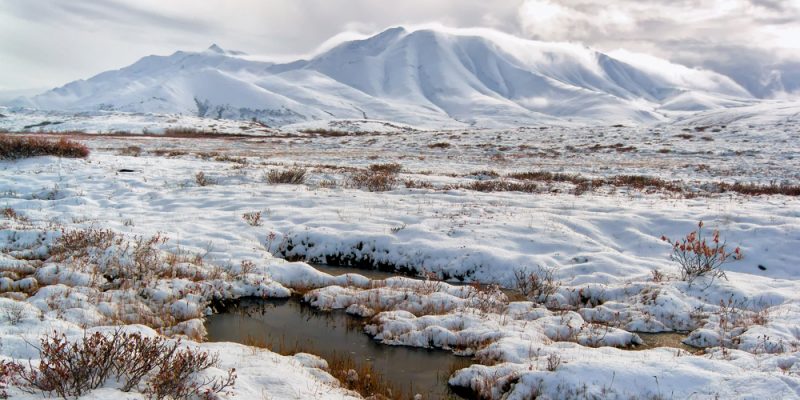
[[513, 0, 800, 96], [0, 0, 798, 97]]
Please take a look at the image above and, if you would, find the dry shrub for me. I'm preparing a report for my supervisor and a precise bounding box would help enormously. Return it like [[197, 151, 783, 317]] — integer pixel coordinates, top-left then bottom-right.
[[367, 163, 402, 174], [611, 175, 681, 192], [428, 142, 451, 149], [0, 136, 89, 159], [146, 345, 235, 400], [10, 330, 235, 399], [513, 266, 560, 304], [124, 233, 169, 281], [195, 171, 213, 186], [239, 260, 256, 275], [716, 297, 775, 354], [1, 361, 25, 399], [152, 149, 188, 157], [651, 269, 665, 283], [1, 207, 17, 220], [49, 228, 120, 261], [118, 146, 142, 156], [468, 170, 500, 178], [298, 128, 352, 137], [265, 168, 306, 184], [403, 179, 433, 189], [49, 228, 169, 283], [163, 127, 214, 137], [350, 163, 402, 192], [2, 207, 29, 223], [325, 352, 400, 399], [242, 211, 262, 226], [467, 283, 508, 315], [507, 171, 585, 184], [720, 182, 800, 197], [661, 221, 742, 283], [467, 180, 537, 193], [573, 179, 605, 196], [546, 353, 561, 371], [213, 154, 247, 165], [3, 302, 26, 325]]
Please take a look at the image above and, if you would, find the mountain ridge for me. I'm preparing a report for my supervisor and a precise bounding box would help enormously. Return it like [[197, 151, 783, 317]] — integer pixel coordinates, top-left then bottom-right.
[[10, 26, 759, 127]]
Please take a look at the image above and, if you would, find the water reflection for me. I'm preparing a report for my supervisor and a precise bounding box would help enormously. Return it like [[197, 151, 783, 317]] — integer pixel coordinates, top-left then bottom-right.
[[206, 298, 470, 399]]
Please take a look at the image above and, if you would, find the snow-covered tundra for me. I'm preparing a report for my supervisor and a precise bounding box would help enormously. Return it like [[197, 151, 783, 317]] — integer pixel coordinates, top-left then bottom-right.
[[0, 108, 799, 399]]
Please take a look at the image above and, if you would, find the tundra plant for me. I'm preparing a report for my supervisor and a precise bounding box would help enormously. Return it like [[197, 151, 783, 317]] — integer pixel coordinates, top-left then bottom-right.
[[661, 221, 742, 283]]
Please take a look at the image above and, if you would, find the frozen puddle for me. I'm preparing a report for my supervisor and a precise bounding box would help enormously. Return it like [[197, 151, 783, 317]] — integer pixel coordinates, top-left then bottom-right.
[[205, 297, 470, 399]]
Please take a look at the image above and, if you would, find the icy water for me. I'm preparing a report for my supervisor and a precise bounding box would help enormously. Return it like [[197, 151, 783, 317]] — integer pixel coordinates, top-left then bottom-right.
[[205, 297, 470, 399]]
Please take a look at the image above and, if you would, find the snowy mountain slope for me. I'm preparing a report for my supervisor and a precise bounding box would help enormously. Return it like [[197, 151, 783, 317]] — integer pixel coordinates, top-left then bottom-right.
[[13, 27, 757, 127], [670, 99, 800, 126]]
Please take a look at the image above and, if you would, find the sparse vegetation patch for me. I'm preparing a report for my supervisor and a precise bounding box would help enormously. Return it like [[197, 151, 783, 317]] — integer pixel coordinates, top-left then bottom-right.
[[265, 168, 307, 184]]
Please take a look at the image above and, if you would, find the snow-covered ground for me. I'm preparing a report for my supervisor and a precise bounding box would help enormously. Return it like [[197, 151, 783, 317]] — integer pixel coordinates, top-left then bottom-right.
[[1, 114, 799, 398]]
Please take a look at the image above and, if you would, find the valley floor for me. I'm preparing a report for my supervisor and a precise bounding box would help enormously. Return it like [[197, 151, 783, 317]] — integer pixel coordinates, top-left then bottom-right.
[[1, 120, 799, 399]]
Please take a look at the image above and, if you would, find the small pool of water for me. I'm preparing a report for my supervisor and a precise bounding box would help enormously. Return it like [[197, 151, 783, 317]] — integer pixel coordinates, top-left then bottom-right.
[[205, 297, 469, 399], [633, 332, 697, 352]]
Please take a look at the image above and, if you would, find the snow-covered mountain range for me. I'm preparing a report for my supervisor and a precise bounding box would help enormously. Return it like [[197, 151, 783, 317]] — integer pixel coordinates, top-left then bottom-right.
[[10, 27, 762, 127]]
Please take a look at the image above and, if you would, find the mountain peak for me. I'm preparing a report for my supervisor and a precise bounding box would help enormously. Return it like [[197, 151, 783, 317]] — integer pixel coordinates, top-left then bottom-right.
[[376, 26, 407, 38], [205, 43, 248, 56], [207, 44, 226, 54]]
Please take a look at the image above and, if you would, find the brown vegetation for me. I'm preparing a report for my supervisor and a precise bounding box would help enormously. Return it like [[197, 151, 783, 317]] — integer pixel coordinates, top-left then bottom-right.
[[350, 163, 402, 192], [0, 136, 89, 159], [265, 168, 307, 184], [6, 330, 235, 399]]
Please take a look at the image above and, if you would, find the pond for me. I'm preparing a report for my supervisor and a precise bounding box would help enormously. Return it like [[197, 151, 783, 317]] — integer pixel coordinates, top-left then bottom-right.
[[205, 264, 697, 398], [205, 297, 470, 399]]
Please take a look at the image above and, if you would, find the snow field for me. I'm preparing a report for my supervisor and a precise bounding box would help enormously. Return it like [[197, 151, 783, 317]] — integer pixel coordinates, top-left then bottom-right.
[[0, 125, 798, 398]]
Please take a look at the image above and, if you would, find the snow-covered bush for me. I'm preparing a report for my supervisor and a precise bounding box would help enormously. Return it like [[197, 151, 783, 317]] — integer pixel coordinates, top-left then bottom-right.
[[661, 221, 742, 283], [0, 136, 89, 160]]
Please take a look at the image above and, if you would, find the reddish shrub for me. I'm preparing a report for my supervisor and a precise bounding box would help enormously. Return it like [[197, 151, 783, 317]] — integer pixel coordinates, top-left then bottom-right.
[[0, 136, 89, 159], [661, 221, 742, 283], [0, 361, 25, 399], [11, 330, 235, 399]]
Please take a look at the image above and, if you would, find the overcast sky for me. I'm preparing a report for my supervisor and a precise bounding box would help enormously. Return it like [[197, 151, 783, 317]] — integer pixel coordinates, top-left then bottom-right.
[[1, 0, 799, 97]]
